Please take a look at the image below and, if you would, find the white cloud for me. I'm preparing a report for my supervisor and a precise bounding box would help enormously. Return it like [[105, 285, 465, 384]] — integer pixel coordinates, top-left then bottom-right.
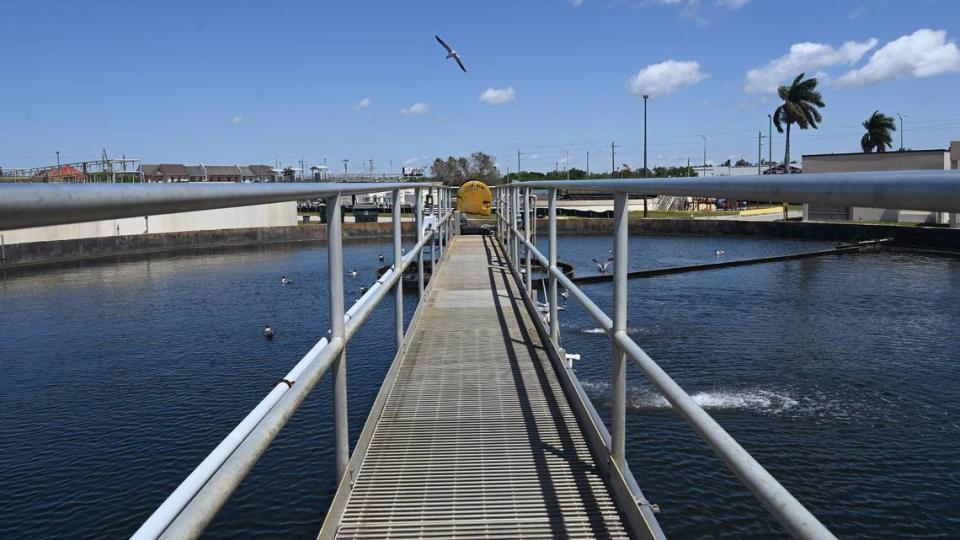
[[479, 87, 516, 105], [401, 102, 429, 116], [835, 29, 960, 86], [716, 0, 749, 9], [627, 60, 707, 97], [744, 38, 877, 93], [353, 97, 371, 110], [569, 0, 584, 7], [231, 115, 243, 124]]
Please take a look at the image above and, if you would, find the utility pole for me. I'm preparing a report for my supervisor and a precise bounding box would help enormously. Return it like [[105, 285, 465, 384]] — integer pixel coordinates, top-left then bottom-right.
[[643, 94, 649, 218], [342, 159, 349, 180], [611, 142, 617, 177], [897, 113, 905, 150], [699, 135, 707, 177], [768, 114, 773, 170], [758, 131, 763, 175], [55, 151, 60, 172], [510, 148, 519, 181], [586, 151, 590, 176], [369, 159, 374, 179]]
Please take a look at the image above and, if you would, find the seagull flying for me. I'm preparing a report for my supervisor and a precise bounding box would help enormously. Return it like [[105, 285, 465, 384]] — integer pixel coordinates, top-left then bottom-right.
[[435, 35, 467, 73], [592, 257, 614, 274]]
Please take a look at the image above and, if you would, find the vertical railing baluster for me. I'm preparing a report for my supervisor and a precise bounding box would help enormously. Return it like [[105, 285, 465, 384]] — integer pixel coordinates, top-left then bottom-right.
[[512, 188, 520, 269], [415, 188, 424, 297], [523, 187, 532, 295], [438, 189, 445, 261], [393, 189, 403, 349], [611, 191, 629, 470], [325, 194, 348, 480], [548, 188, 559, 344]]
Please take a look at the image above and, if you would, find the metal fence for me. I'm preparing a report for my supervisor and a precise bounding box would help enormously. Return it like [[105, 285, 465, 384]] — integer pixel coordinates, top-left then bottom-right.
[[495, 169, 960, 540], [0, 181, 457, 538]]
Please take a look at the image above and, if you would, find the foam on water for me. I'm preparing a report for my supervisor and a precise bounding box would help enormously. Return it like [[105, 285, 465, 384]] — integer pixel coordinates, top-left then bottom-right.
[[579, 380, 800, 414]]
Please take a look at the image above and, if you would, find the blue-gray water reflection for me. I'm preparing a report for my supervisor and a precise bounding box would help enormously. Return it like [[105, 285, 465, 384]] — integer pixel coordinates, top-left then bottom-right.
[[0, 235, 957, 538]]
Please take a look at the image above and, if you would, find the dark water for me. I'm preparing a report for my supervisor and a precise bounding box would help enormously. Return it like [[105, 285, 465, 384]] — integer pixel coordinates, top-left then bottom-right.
[[1, 235, 958, 538]]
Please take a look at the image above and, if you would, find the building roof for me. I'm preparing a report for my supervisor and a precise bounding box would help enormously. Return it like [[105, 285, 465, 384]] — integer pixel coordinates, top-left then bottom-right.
[[159, 164, 191, 176], [239, 166, 256, 177], [185, 165, 205, 177], [803, 148, 946, 158], [249, 164, 275, 176], [203, 165, 242, 176], [140, 164, 161, 176]]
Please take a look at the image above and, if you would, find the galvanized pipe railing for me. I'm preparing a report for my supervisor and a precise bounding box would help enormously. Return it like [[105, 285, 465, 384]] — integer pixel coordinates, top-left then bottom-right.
[[0, 181, 460, 538], [492, 169, 960, 539]]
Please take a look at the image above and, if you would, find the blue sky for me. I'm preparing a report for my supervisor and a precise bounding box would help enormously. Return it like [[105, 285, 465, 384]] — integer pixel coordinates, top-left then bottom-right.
[[3, 0, 960, 173]]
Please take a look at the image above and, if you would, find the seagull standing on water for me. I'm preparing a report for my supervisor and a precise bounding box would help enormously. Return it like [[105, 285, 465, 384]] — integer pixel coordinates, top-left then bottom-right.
[[435, 35, 467, 73], [592, 257, 614, 274]]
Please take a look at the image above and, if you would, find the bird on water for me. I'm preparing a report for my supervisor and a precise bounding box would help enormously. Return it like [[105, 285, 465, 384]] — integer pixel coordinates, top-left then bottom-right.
[[378, 254, 385, 263], [435, 35, 467, 73], [348, 269, 358, 278], [715, 249, 725, 256], [263, 325, 274, 340], [592, 257, 613, 273], [281, 276, 292, 285]]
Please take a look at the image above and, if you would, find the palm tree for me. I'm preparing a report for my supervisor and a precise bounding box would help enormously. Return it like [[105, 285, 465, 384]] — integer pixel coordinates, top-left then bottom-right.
[[772, 73, 825, 173], [860, 111, 896, 153]]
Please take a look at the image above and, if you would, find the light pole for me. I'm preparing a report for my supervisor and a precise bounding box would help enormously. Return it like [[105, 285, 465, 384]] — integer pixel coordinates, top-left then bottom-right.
[[586, 150, 590, 176], [56, 151, 60, 171], [342, 159, 349, 180], [643, 94, 649, 218], [897, 113, 905, 151]]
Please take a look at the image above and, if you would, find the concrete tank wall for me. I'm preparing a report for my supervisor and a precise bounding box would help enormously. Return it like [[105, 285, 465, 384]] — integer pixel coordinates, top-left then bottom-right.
[[0, 202, 297, 245]]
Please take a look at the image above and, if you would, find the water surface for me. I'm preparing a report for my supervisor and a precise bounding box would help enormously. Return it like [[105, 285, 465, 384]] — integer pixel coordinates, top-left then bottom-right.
[[1, 235, 957, 538]]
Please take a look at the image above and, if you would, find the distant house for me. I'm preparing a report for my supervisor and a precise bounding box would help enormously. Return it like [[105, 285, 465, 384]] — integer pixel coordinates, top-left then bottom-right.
[[201, 164, 244, 182], [248, 164, 277, 182], [140, 163, 278, 182], [140, 164, 197, 182], [35, 165, 86, 182]]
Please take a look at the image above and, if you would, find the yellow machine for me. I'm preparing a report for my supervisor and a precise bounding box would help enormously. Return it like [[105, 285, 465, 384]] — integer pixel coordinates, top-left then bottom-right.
[[456, 180, 493, 216]]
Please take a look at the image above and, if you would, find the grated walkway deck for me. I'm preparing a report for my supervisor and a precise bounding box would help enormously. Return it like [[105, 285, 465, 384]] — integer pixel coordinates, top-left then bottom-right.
[[331, 235, 633, 539]]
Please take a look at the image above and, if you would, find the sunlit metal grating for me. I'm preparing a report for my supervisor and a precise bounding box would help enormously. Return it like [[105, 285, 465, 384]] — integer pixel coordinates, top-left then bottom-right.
[[334, 236, 632, 539]]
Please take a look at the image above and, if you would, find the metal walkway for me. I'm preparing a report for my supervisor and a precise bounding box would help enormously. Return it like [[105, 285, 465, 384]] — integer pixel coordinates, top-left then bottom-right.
[[322, 235, 637, 539]]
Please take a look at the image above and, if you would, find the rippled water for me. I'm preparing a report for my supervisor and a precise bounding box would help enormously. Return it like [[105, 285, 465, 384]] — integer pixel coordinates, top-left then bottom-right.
[[1, 235, 958, 538]]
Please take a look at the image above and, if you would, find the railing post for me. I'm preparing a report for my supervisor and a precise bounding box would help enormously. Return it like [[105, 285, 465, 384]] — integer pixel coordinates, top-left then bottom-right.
[[611, 191, 629, 471], [548, 188, 559, 344], [393, 189, 403, 349], [415, 188, 425, 297], [325, 194, 348, 481], [438, 189, 445, 260], [512, 187, 520, 269], [524, 187, 532, 295]]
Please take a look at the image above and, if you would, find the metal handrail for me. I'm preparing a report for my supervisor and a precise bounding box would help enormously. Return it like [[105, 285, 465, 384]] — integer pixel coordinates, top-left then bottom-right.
[[491, 169, 960, 539], [0, 181, 461, 538], [509, 169, 960, 213], [0, 181, 438, 230]]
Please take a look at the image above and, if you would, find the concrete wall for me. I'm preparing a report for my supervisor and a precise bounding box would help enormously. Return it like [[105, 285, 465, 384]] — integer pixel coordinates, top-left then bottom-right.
[[802, 149, 955, 225], [0, 202, 297, 245]]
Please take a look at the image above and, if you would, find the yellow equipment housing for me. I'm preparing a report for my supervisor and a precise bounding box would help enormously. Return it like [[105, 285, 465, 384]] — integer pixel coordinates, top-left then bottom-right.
[[456, 180, 493, 216]]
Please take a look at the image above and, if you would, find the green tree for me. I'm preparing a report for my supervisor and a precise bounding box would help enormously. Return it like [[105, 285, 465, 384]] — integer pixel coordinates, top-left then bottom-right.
[[860, 110, 897, 153], [773, 73, 825, 172], [430, 151, 500, 186]]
